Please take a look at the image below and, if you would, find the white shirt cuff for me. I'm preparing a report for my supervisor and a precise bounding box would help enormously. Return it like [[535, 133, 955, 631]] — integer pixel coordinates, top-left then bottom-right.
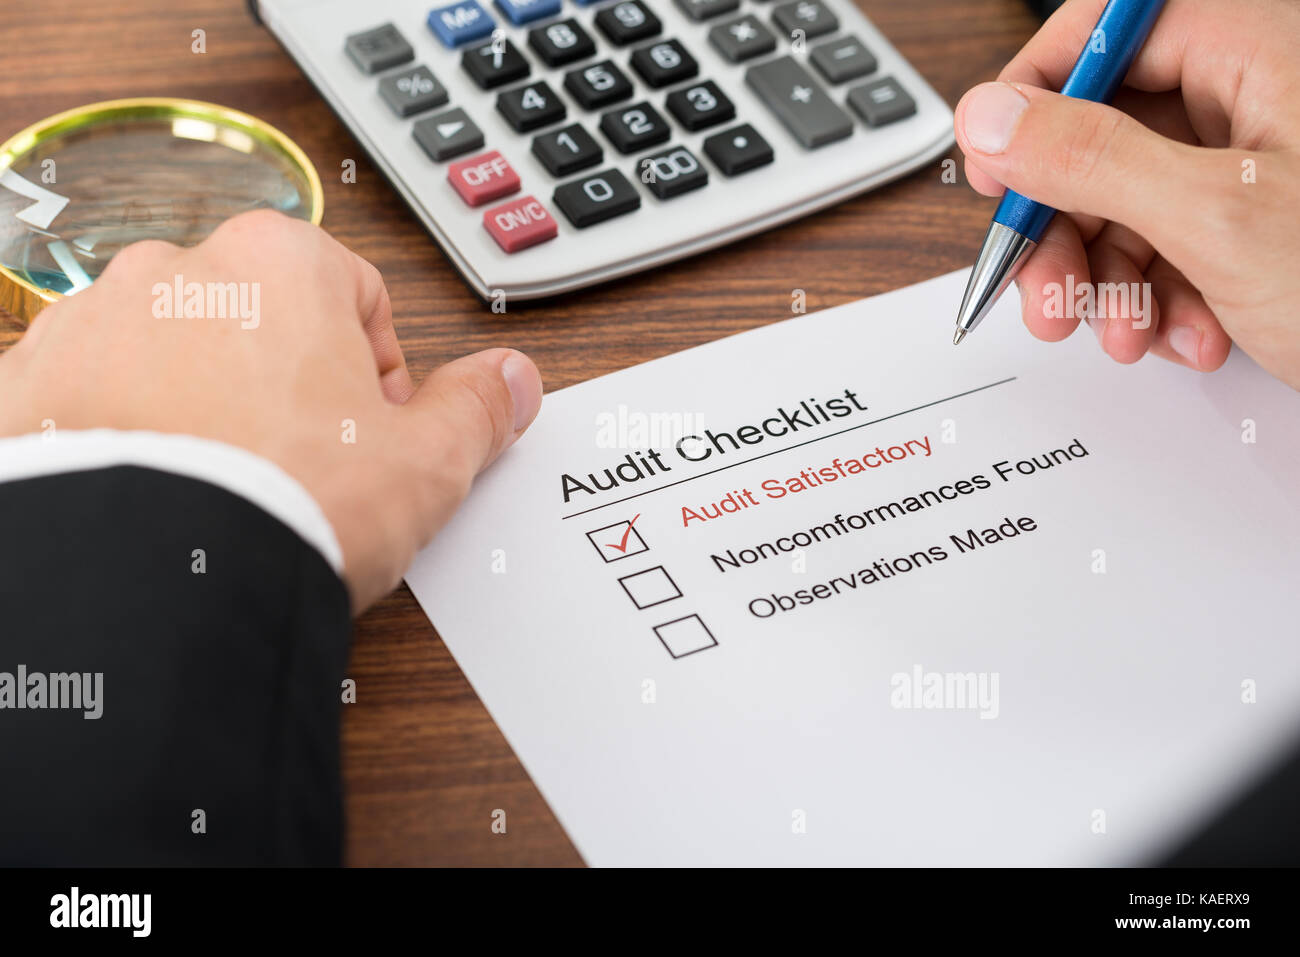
[[0, 429, 344, 575]]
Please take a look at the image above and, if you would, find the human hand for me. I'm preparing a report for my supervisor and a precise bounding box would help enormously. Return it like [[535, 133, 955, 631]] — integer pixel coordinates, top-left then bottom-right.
[[954, 0, 1300, 389], [0, 209, 543, 610]]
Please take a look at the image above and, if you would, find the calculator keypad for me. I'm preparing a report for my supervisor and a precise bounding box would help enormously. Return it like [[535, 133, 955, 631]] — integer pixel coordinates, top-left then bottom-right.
[[326, 0, 938, 271]]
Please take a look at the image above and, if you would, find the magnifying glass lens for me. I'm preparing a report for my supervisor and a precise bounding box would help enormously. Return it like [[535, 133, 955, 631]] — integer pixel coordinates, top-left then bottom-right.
[[0, 100, 321, 315]]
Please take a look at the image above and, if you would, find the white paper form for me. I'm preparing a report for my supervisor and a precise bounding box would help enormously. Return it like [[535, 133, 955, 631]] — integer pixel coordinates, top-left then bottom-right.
[[405, 270, 1300, 866]]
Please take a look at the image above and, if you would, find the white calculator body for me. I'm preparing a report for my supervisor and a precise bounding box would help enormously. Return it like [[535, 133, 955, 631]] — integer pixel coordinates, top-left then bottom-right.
[[254, 0, 955, 300]]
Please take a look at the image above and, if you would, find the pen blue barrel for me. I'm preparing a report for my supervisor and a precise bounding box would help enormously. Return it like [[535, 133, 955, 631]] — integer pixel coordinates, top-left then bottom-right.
[[991, 0, 1168, 243]]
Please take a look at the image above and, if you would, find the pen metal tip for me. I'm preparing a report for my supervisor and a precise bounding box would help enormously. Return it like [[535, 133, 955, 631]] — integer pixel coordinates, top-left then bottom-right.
[[953, 328, 966, 346]]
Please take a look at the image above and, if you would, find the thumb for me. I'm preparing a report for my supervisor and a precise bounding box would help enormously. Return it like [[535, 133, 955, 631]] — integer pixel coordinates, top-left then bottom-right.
[[401, 348, 543, 498], [955, 81, 1220, 257]]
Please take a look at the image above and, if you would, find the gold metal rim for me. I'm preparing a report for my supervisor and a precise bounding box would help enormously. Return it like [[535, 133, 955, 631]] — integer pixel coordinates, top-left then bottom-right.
[[0, 97, 324, 324]]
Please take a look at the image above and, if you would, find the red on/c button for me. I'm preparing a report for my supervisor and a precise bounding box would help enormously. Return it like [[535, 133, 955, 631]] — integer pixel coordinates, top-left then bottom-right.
[[448, 150, 520, 207], [483, 195, 558, 253]]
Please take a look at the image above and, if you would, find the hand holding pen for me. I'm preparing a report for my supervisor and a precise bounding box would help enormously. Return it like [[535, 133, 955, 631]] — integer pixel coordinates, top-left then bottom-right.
[[952, 0, 1300, 392]]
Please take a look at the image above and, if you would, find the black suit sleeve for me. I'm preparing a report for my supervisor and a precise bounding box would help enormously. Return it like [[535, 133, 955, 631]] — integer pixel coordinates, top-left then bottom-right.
[[0, 465, 351, 866]]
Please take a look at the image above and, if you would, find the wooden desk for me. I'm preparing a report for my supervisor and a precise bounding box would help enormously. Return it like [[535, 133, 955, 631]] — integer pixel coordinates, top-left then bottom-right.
[[1, 0, 1039, 864]]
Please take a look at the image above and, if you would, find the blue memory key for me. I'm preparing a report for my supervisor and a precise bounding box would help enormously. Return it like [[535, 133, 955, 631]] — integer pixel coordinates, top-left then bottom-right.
[[495, 0, 561, 25], [427, 1, 496, 48]]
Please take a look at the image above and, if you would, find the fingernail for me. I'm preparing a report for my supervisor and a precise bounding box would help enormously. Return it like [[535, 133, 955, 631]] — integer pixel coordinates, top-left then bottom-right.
[[1169, 327, 1201, 367], [502, 351, 542, 432], [962, 82, 1029, 155]]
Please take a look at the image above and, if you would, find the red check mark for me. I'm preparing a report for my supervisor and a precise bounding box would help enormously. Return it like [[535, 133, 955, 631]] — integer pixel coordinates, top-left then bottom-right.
[[605, 514, 641, 553]]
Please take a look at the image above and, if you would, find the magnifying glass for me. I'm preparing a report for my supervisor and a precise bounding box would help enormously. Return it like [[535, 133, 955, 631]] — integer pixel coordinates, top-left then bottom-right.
[[0, 97, 323, 323]]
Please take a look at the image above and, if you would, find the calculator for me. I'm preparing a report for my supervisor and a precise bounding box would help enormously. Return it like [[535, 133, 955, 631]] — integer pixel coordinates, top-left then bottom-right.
[[253, 0, 954, 300]]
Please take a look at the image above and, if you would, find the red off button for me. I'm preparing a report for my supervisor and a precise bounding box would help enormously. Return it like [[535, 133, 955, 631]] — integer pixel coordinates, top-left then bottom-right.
[[448, 150, 520, 207], [483, 195, 558, 253]]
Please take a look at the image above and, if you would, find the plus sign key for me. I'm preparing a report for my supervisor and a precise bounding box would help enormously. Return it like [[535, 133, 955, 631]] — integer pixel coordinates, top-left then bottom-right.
[[745, 56, 851, 148]]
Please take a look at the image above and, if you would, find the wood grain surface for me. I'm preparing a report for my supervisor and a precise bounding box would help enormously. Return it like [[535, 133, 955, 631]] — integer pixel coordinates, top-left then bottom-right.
[[1, 0, 1040, 864]]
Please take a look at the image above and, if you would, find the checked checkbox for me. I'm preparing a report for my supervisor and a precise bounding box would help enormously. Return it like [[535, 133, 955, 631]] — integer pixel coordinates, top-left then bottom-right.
[[586, 514, 648, 562], [618, 565, 682, 610]]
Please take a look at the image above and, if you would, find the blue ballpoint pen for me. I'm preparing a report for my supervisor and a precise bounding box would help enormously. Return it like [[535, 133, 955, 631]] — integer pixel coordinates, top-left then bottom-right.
[[953, 0, 1167, 345]]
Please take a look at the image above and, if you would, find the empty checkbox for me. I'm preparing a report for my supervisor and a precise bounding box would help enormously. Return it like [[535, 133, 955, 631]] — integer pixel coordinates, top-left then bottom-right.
[[653, 614, 717, 659], [618, 565, 682, 610], [585, 514, 648, 562]]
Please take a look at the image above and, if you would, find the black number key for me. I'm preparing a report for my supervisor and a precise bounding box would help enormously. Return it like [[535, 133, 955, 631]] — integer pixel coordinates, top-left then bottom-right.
[[665, 80, 735, 131], [599, 101, 671, 153], [630, 39, 698, 88], [702, 123, 773, 175], [564, 59, 634, 109], [462, 37, 530, 89], [635, 145, 709, 198], [595, 1, 662, 46], [529, 18, 596, 67], [497, 80, 567, 132], [771, 0, 838, 40], [553, 169, 642, 228], [708, 14, 777, 63], [532, 123, 604, 176], [746, 55, 852, 148], [673, 0, 739, 21], [345, 23, 413, 74]]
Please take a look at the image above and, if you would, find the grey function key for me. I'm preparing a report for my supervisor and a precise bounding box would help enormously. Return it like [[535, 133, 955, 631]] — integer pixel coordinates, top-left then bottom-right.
[[745, 56, 852, 148], [709, 14, 777, 63], [412, 107, 485, 161], [847, 77, 917, 127], [809, 35, 877, 85], [379, 65, 449, 117], [770, 1, 838, 41], [345, 23, 414, 74]]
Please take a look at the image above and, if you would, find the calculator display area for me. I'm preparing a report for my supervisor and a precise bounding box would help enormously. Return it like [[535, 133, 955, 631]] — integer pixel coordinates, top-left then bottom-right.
[[257, 0, 954, 300]]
